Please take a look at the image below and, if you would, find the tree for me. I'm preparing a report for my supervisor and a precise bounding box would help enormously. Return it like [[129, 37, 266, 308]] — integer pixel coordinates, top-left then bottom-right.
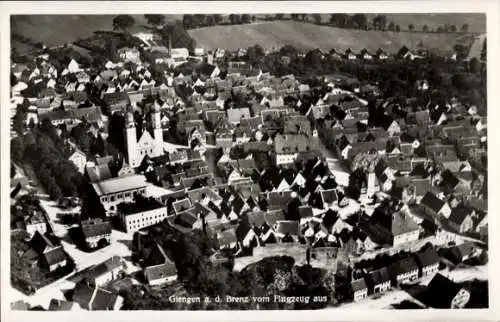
[[449, 24, 457, 33], [388, 21, 395, 31], [241, 14, 251, 24], [212, 14, 222, 25], [112, 14, 135, 31], [461, 23, 469, 33], [469, 57, 480, 73], [436, 26, 444, 33], [481, 38, 486, 61], [183, 14, 194, 29], [312, 14, 322, 25], [422, 24, 429, 33], [291, 14, 299, 20], [247, 44, 265, 65], [395, 24, 401, 32], [372, 14, 387, 30], [229, 14, 241, 25], [275, 13, 284, 20], [161, 23, 196, 52], [144, 14, 165, 26], [350, 14, 368, 29], [408, 24, 415, 32]]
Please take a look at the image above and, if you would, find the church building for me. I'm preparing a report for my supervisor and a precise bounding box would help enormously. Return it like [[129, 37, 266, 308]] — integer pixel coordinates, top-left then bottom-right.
[[124, 105, 164, 168]]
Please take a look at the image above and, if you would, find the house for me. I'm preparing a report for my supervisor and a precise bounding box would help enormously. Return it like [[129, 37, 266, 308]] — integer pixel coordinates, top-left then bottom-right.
[[84, 256, 123, 287], [25, 211, 47, 237], [68, 146, 87, 174], [275, 220, 300, 243], [366, 267, 391, 294], [351, 278, 369, 302], [344, 48, 357, 60], [274, 134, 311, 165], [42, 246, 68, 272], [217, 228, 238, 250], [389, 256, 419, 286], [92, 174, 148, 214], [117, 47, 141, 63], [419, 192, 452, 219], [81, 218, 112, 250], [391, 211, 420, 246], [448, 205, 475, 233], [375, 48, 389, 60], [446, 242, 478, 264], [414, 247, 440, 277], [425, 273, 470, 308], [143, 243, 177, 285], [227, 108, 251, 124], [72, 281, 123, 311]]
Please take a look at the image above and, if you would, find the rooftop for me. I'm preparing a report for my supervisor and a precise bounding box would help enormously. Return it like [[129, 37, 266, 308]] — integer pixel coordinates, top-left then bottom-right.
[[92, 174, 147, 196]]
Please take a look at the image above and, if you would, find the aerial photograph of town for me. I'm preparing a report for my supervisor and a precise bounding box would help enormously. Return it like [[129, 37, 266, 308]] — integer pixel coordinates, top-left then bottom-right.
[[7, 10, 488, 312]]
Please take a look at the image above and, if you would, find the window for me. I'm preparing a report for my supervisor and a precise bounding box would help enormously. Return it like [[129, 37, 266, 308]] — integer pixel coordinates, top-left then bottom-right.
[[110, 196, 115, 202]]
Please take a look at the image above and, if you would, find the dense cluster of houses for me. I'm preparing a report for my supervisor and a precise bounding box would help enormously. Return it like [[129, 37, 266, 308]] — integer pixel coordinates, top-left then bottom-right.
[[10, 29, 487, 311]]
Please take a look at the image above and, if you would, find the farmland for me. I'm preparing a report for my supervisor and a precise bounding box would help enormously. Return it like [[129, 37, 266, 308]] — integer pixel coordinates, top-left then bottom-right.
[[189, 20, 476, 55]]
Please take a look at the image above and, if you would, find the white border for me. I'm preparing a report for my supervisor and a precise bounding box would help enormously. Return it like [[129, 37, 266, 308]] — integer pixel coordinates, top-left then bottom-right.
[[1, 1, 499, 321]]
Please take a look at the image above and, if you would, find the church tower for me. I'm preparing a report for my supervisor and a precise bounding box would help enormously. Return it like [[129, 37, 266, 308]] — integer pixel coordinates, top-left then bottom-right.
[[152, 104, 163, 156], [124, 111, 139, 167]]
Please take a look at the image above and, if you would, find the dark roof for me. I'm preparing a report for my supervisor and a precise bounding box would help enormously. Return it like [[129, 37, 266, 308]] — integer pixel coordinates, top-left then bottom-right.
[[420, 192, 445, 213], [351, 278, 368, 292], [415, 247, 440, 268], [449, 205, 473, 226], [389, 256, 419, 276], [44, 246, 66, 265], [426, 273, 465, 308], [92, 287, 119, 310], [81, 219, 111, 239], [320, 189, 338, 204], [368, 267, 391, 285], [276, 220, 300, 236], [298, 206, 313, 219]]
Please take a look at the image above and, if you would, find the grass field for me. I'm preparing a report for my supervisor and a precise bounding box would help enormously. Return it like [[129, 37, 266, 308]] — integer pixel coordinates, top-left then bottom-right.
[[11, 14, 485, 56], [189, 20, 474, 55], [10, 15, 181, 54]]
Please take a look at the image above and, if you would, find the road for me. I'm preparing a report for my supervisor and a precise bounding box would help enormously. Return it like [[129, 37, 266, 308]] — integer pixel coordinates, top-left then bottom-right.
[[467, 33, 486, 60], [11, 199, 141, 309]]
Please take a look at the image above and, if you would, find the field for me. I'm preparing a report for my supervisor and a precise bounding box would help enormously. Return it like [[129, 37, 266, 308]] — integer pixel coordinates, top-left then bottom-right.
[[189, 20, 475, 55], [11, 14, 485, 57], [10, 15, 181, 54]]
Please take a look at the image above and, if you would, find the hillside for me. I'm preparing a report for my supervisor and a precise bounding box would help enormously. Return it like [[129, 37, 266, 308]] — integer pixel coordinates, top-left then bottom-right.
[[11, 15, 181, 54], [189, 20, 474, 55]]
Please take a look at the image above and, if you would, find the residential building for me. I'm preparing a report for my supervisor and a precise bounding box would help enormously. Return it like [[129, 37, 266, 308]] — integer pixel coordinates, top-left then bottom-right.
[[73, 281, 123, 311], [92, 174, 148, 214], [351, 278, 369, 301], [426, 273, 470, 308], [83, 256, 123, 287], [414, 247, 440, 277], [389, 256, 419, 286], [81, 218, 112, 249], [419, 192, 452, 219], [118, 196, 169, 233], [391, 211, 420, 246], [366, 267, 391, 294]]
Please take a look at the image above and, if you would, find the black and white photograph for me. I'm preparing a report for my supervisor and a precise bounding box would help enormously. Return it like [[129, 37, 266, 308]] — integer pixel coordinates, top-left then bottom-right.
[[0, 1, 498, 320]]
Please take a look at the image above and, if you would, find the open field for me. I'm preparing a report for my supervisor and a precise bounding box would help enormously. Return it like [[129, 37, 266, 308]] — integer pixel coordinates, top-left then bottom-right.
[[10, 15, 181, 54], [189, 20, 475, 55]]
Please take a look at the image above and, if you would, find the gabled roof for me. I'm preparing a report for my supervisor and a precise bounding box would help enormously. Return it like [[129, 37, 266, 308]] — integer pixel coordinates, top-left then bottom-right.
[[415, 247, 440, 268], [449, 205, 473, 226], [44, 246, 66, 265], [81, 219, 111, 239], [426, 273, 465, 308], [420, 192, 445, 213], [367, 267, 390, 285], [351, 278, 368, 292], [144, 261, 177, 282], [276, 220, 300, 236], [389, 256, 419, 276], [320, 189, 338, 204]]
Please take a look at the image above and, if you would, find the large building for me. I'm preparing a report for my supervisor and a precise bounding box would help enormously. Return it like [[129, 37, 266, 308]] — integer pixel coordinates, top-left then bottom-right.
[[92, 174, 148, 214], [118, 196, 169, 233], [124, 106, 164, 168]]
